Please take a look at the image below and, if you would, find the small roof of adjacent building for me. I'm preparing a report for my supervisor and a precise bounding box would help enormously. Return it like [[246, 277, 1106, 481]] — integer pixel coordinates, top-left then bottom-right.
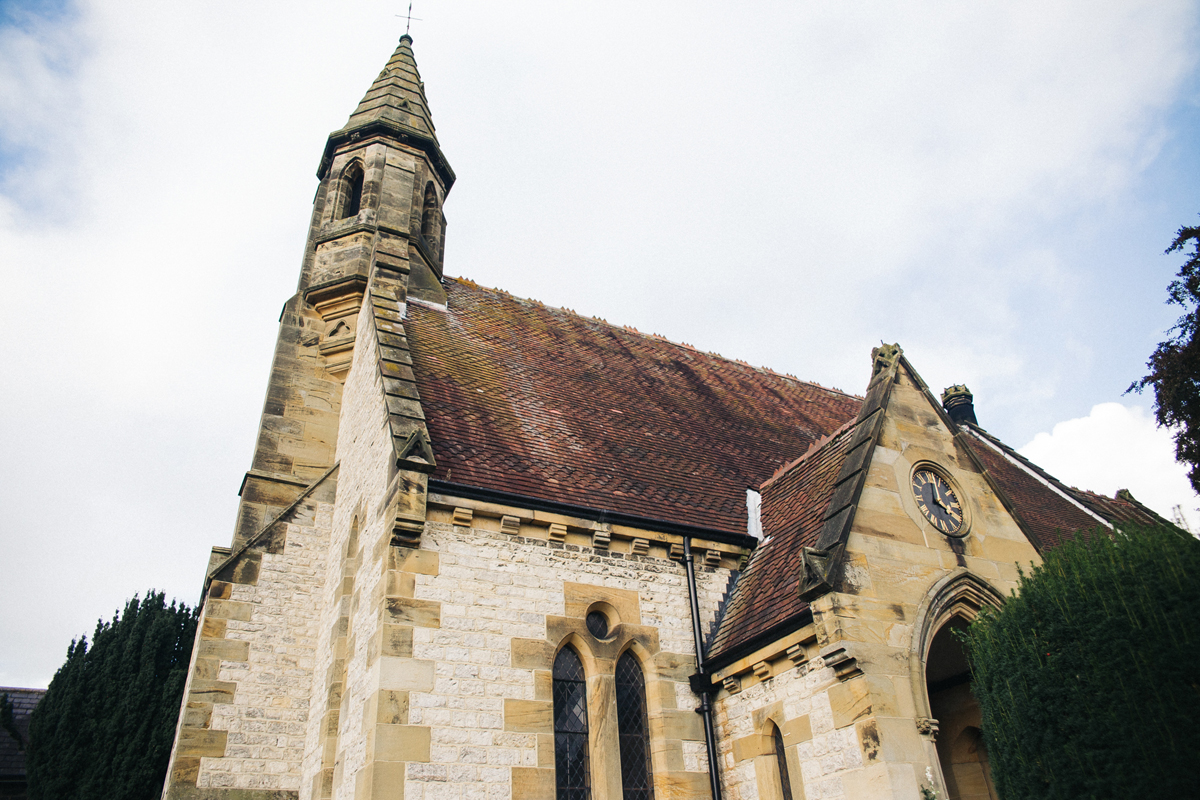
[[0, 688, 44, 780], [707, 361, 1171, 664], [707, 420, 862, 658]]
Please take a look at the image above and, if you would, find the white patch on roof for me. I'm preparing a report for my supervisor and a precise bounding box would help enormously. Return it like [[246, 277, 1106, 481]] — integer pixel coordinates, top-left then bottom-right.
[[746, 488, 763, 541]]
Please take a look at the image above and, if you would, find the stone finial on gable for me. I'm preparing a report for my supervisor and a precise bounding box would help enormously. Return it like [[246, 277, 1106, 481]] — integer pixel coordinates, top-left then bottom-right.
[[941, 384, 978, 426], [396, 427, 437, 472], [871, 343, 903, 378]]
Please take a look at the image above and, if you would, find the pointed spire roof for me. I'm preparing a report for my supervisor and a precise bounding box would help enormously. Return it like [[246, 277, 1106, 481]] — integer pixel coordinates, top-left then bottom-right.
[[319, 35, 454, 187], [346, 34, 439, 143]]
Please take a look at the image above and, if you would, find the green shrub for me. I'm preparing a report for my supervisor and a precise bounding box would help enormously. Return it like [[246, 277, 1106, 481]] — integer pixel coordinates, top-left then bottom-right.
[[26, 591, 198, 800], [960, 525, 1200, 799]]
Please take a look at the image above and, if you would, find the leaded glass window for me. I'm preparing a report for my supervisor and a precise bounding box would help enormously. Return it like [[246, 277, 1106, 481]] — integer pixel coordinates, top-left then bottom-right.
[[586, 611, 609, 639], [554, 647, 590, 800], [615, 651, 654, 800], [774, 725, 794, 800]]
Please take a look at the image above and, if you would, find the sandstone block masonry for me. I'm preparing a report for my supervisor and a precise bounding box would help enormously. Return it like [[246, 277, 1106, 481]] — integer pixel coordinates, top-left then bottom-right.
[[163, 476, 337, 799], [303, 505, 743, 800]]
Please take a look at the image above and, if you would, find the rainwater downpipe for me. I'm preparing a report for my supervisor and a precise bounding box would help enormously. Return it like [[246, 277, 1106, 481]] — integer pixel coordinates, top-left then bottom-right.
[[683, 536, 724, 800]]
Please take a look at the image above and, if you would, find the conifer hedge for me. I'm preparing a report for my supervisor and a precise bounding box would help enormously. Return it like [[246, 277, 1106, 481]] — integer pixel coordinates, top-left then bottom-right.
[[26, 591, 198, 800], [961, 524, 1200, 799]]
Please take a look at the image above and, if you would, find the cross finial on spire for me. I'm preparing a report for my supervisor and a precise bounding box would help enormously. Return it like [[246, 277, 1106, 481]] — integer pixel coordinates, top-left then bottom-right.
[[396, 2, 421, 36]]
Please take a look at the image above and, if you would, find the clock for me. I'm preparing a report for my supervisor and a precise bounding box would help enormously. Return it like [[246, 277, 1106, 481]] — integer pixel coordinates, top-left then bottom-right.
[[911, 468, 966, 536]]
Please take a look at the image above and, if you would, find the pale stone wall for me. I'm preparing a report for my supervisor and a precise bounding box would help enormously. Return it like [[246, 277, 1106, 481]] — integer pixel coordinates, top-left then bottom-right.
[[388, 519, 732, 800], [163, 479, 336, 799], [716, 657, 862, 800], [304, 499, 738, 800], [301, 298, 398, 800], [198, 499, 334, 792]]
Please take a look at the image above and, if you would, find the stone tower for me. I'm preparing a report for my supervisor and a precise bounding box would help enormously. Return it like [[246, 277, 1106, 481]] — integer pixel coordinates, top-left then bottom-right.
[[161, 35, 462, 800], [227, 34, 452, 554]]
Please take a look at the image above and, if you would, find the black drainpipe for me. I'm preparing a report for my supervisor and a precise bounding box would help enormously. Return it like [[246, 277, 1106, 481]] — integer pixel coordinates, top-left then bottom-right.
[[682, 537, 724, 800]]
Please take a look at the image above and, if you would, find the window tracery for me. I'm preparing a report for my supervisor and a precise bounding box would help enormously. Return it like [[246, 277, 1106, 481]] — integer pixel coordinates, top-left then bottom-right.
[[615, 651, 654, 800], [553, 647, 590, 800]]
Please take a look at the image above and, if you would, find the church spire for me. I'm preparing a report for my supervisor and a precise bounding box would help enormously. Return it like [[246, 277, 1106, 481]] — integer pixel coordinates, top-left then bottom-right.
[[345, 34, 439, 145], [318, 35, 453, 191]]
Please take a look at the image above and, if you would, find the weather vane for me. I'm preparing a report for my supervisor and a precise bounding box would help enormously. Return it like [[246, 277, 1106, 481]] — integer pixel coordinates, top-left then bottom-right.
[[396, 2, 421, 36]]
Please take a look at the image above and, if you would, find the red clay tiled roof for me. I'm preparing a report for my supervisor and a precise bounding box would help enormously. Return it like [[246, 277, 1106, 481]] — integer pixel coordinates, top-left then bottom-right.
[[1070, 488, 1170, 527], [962, 426, 1170, 541], [405, 278, 862, 535], [708, 420, 860, 659], [962, 427, 1109, 550]]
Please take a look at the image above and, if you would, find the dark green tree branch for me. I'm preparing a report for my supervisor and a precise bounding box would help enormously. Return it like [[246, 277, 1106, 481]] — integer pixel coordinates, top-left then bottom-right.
[[25, 591, 197, 800], [1129, 217, 1200, 493]]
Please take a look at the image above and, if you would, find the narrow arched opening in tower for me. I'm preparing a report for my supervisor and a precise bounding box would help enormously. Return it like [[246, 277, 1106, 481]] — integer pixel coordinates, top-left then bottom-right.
[[339, 162, 364, 220], [925, 617, 998, 800], [421, 181, 439, 248]]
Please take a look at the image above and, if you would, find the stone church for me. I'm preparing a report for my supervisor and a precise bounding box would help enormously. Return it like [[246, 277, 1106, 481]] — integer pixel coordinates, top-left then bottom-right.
[[160, 35, 1166, 800]]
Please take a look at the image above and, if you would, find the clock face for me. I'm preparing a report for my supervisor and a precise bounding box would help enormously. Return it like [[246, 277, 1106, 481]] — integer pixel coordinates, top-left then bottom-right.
[[911, 469, 965, 536]]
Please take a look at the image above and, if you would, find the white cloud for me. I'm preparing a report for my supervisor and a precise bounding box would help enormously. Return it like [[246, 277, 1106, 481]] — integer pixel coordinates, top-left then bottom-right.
[[1019, 403, 1199, 529], [0, 0, 1198, 686]]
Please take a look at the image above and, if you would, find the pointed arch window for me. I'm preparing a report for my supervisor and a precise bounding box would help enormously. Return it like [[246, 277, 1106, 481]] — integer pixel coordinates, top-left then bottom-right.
[[421, 182, 439, 244], [553, 647, 590, 800], [772, 724, 794, 800], [615, 651, 654, 800], [338, 163, 364, 220]]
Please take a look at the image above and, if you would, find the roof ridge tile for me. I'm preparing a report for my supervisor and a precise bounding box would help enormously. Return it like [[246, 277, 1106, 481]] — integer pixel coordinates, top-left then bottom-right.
[[761, 417, 859, 490], [443, 275, 863, 400]]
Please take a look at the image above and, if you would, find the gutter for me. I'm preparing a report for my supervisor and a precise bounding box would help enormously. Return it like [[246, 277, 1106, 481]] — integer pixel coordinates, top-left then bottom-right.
[[428, 479, 760, 548], [682, 537, 724, 800]]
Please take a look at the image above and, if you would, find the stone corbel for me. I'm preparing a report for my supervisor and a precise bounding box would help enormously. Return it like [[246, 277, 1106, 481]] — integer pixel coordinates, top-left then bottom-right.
[[396, 428, 437, 473], [306, 276, 368, 379], [388, 470, 429, 548], [821, 645, 862, 681], [591, 524, 611, 550], [798, 545, 842, 601], [916, 717, 940, 741], [786, 644, 808, 667]]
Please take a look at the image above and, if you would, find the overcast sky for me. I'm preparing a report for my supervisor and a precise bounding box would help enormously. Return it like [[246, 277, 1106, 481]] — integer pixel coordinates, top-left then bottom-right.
[[2, 0, 1198, 688]]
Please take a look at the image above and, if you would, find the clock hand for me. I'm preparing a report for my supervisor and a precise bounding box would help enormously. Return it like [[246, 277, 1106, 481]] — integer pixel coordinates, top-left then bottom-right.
[[931, 483, 947, 511]]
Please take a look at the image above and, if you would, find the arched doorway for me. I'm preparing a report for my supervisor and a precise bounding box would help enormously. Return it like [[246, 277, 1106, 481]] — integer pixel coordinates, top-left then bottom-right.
[[925, 618, 997, 800]]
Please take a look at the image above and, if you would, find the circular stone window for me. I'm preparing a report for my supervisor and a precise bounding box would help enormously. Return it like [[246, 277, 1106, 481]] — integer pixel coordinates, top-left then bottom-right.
[[586, 610, 609, 639]]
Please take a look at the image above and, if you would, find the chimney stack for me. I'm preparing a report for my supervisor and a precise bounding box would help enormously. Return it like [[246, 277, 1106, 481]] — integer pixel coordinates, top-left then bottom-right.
[[941, 385, 977, 426]]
